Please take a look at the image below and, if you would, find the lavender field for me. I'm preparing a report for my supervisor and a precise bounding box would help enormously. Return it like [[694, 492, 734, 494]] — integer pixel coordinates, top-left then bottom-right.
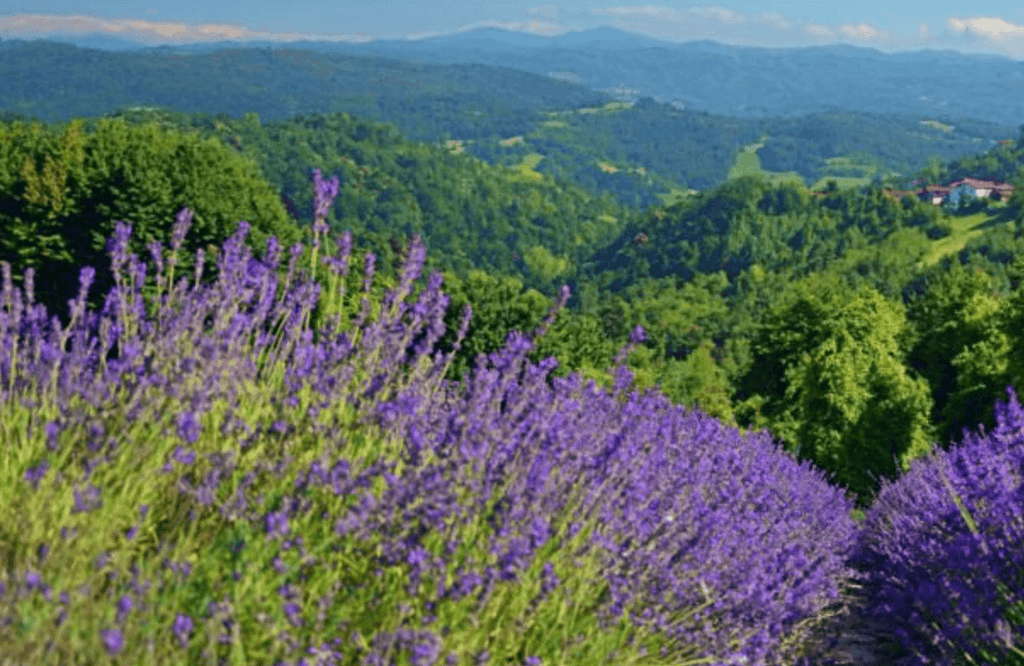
[[1, 170, 1023, 665]]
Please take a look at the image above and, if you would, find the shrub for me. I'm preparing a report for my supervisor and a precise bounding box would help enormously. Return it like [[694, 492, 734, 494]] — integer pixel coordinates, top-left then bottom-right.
[[925, 221, 954, 239]]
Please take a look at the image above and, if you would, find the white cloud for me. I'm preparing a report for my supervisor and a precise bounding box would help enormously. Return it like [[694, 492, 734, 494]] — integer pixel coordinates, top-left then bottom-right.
[[948, 15, 1024, 41], [12, 7, 1024, 59], [942, 15, 1024, 57], [804, 23, 834, 38], [690, 6, 747, 24], [839, 23, 889, 41], [454, 19, 562, 35], [591, 4, 747, 24], [0, 13, 372, 43], [588, 4, 926, 50], [590, 5, 679, 20]]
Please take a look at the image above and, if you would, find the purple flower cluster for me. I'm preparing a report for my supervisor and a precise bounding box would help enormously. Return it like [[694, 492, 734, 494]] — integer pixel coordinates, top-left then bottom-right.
[[358, 331, 864, 664], [849, 386, 1024, 664]]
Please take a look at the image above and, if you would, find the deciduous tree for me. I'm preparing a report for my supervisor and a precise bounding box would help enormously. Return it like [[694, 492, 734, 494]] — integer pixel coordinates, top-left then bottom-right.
[[735, 271, 936, 506]]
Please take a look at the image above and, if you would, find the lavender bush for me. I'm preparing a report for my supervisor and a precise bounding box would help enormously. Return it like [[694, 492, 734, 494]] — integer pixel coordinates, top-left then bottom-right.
[[0, 167, 906, 666], [849, 386, 1024, 665]]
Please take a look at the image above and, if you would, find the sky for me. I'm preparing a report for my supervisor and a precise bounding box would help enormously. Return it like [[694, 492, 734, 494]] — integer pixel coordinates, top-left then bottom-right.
[[3, 1, 1024, 60]]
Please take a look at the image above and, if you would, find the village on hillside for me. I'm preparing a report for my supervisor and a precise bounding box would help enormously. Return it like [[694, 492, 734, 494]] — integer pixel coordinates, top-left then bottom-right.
[[811, 177, 1016, 207]]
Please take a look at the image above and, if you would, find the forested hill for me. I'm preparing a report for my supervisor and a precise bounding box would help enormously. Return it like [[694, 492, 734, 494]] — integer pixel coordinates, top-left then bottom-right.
[[0, 106, 644, 333], [33, 26, 1024, 127], [0, 39, 1019, 211]]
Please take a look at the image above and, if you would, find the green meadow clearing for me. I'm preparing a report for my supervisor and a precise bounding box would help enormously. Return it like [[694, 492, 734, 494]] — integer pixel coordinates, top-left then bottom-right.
[[917, 203, 1017, 269], [728, 138, 806, 186]]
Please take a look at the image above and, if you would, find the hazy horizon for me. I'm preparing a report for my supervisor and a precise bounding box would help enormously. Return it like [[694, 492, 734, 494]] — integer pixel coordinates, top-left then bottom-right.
[[3, 2, 1024, 60]]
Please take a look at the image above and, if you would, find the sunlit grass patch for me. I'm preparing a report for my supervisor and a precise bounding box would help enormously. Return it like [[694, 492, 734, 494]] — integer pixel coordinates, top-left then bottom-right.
[[917, 207, 1013, 269]]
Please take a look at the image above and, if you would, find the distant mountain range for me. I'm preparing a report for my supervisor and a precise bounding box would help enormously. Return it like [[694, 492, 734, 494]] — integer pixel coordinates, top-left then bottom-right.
[[13, 26, 1024, 127]]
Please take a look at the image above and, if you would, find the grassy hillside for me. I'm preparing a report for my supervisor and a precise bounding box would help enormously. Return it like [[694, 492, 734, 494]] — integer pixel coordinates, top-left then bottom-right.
[[917, 203, 1019, 269]]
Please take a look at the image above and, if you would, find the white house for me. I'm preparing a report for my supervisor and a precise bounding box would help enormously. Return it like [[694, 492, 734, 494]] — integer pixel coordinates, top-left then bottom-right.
[[947, 178, 999, 198]]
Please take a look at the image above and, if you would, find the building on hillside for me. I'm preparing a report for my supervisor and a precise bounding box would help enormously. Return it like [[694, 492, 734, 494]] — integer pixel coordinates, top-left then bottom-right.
[[918, 185, 952, 206], [947, 178, 1000, 197], [810, 180, 1013, 205], [992, 182, 1016, 200]]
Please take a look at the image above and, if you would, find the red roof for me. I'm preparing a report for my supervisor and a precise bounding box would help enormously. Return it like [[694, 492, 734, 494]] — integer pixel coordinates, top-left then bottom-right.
[[961, 178, 1000, 189]]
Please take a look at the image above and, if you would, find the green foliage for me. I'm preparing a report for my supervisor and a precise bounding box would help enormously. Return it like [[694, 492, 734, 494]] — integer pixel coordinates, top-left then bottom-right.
[[104, 108, 634, 306], [5, 40, 1020, 214], [615, 273, 731, 362], [757, 181, 811, 215], [905, 263, 1013, 450], [734, 272, 936, 507], [587, 177, 942, 309], [429, 269, 619, 387], [652, 340, 737, 426], [0, 116, 304, 331], [903, 141, 1024, 192], [924, 219, 954, 239], [979, 258, 1024, 434], [521, 244, 571, 286]]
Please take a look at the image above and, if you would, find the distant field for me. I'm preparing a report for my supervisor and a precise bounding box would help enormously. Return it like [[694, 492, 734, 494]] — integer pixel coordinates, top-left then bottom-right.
[[729, 138, 912, 192], [809, 176, 873, 191], [656, 187, 701, 207], [728, 147, 805, 186], [507, 152, 546, 182], [574, 101, 634, 114], [541, 101, 634, 118]]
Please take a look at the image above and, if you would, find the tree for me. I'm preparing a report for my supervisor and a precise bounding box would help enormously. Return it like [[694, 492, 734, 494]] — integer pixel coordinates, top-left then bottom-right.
[[0, 116, 305, 333], [655, 339, 736, 426], [428, 269, 616, 386], [923, 154, 945, 185], [734, 272, 936, 507], [757, 181, 810, 216], [989, 256, 1024, 431], [945, 183, 978, 212], [905, 262, 1011, 449]]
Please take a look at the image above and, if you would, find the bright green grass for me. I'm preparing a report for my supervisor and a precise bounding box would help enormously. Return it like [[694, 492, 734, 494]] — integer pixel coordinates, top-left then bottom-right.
[[730, 137, 906, 192], [728, 148, 805, 186], [574, 101, 633, 115], [506, 152, 546, 182], [917, 205, 1016, 269], [727, 149, 763, 179], [655, 187, 700, 208], [808, 176, 872, 191]]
